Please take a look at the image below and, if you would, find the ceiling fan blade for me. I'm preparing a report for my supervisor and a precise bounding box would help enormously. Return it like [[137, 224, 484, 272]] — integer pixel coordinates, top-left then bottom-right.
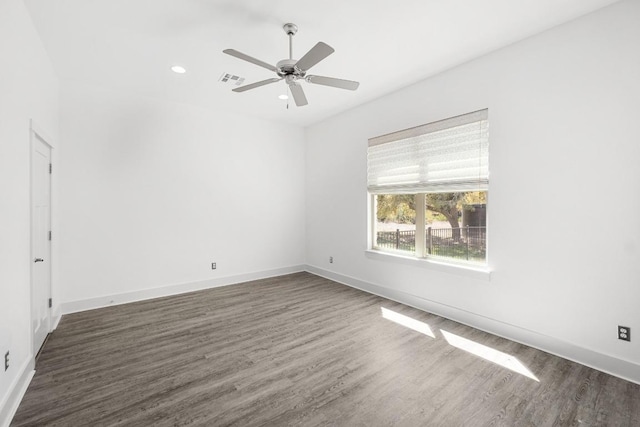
[[306, 75, 360, 91], [223, 49, 277, 72], [288, 83, 308, 107], [233, 78, 282, 92], [295, 42, 334, 72]]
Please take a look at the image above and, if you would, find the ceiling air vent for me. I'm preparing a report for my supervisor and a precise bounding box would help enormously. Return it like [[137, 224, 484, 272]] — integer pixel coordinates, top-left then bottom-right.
[[218, 73, 245, 86]]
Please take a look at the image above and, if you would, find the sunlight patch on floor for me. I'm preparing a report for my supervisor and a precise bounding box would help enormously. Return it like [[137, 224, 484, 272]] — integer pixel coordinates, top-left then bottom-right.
[[441, 329, 539, 381], [379, 307, 538, 381], [381, 307, 435, 338]]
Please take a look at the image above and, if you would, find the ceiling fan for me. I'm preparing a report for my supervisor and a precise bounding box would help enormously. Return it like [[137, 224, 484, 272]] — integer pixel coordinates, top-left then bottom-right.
[[223, 23, 359, 107]]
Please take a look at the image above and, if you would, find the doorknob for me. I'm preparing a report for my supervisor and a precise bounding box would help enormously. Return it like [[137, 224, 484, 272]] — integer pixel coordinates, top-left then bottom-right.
[[34, 258, 44, 263]]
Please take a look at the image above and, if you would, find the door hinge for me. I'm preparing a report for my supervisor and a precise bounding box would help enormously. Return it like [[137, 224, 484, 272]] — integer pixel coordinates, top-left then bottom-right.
[[48, 298, 52, 308], [49, 163, 52, 174], [48, 230, 52, 241]]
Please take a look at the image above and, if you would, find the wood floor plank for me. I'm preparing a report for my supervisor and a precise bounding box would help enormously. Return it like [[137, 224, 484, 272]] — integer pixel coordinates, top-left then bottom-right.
[[11, 272, 640, 426]]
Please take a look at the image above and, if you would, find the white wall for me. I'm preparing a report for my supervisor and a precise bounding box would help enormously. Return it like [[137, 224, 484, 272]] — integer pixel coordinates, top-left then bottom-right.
[[0, 0, 59, 423], [305, 0, 640, 382], [58, 82, 306, 307]]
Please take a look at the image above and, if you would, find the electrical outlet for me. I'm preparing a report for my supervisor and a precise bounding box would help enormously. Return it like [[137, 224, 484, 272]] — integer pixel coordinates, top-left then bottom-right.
[[211, 262, 216, 270], [4, 351, 9, 371], [329, 256, 333, 264], [618, 326, 631, 342]]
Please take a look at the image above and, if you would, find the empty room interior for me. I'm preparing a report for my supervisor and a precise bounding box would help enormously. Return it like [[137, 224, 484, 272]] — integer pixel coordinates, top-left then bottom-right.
[[1, 0, 639, 425]]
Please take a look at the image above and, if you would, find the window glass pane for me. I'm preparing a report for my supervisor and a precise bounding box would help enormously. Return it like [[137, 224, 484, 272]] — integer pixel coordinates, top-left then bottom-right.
[[425, 191, 487, 263], [375, 194, 416, 255]]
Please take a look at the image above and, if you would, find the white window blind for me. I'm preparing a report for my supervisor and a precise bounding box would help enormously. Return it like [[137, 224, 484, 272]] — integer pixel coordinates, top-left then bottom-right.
[[367, 109, 489, 194]]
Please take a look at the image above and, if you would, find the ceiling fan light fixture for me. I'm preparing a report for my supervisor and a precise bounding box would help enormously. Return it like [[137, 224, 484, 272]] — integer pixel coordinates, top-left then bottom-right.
[[278, 94, 289, 100], [171, 65, 187, 74]]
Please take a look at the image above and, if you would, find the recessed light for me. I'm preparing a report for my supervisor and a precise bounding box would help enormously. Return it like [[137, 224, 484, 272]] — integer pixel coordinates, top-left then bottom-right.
[[278, 94, 288, 100], [171, 65, 186, 74]]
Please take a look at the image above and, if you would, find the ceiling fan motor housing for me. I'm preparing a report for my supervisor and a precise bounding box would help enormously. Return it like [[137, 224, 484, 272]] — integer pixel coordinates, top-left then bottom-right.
[[276, 59, 305, 78]]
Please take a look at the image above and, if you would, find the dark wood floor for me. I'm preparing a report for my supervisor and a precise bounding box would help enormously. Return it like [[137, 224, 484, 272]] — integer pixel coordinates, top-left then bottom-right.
[[12, 272, 640, 426]]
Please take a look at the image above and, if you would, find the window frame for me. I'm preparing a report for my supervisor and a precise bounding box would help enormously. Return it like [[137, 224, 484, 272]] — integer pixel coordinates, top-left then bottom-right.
[[367, 109, 490, 273]]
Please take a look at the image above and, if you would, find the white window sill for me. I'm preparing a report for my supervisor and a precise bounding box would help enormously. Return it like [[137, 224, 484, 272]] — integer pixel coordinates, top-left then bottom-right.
[[365, 249, 491, 281]]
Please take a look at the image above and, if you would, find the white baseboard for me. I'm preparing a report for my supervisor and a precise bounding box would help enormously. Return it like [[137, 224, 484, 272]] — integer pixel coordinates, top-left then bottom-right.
[[0, 357, 35, 427], [305, 265, 640, 385], [51, 307, 62, 330], [62, 265, 306, 314]]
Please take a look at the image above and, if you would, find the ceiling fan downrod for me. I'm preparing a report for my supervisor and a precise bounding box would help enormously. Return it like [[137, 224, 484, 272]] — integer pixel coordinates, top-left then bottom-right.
[[283, 23, 298, 60]]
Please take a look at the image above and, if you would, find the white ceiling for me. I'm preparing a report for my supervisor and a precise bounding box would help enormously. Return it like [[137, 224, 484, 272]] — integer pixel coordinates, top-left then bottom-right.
[[25, 0, 619, 127]]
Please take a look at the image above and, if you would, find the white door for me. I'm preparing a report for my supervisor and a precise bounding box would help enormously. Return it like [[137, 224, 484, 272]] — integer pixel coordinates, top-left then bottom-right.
[[31, 133, 52, 356]]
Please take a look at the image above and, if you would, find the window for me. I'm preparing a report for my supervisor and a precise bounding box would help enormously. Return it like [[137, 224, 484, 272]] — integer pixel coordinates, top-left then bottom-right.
[[368, 110, 489, 265]]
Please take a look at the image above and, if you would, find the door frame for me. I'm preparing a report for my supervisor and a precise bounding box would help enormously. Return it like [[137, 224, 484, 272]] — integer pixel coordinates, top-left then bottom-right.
[[29, 119, 55, 358]]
